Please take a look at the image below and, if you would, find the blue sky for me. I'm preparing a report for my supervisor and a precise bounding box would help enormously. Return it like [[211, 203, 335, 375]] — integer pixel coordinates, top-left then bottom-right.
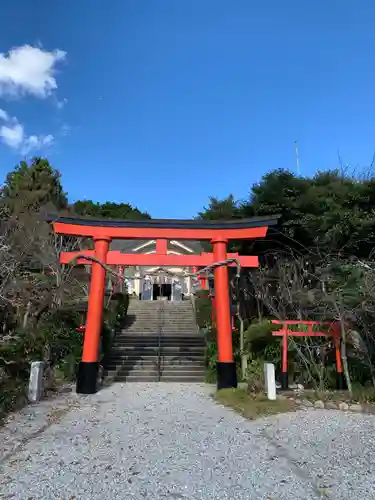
[[0, 1, 374, 218]]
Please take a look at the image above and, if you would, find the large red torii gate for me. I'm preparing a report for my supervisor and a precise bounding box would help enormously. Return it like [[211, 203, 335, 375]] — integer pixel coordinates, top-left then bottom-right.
[[50, 215, 278, 394]]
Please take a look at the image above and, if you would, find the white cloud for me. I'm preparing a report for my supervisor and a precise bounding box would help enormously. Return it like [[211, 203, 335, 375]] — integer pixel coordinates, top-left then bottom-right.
[[0, 44, 66, 153], [0, 122, 23, 149], [0, 45, 66, 98], [0, 110, 54, 154], [22, 133, 54, 154], [0, 108, 9, 120], [56, 97, 68, 109]]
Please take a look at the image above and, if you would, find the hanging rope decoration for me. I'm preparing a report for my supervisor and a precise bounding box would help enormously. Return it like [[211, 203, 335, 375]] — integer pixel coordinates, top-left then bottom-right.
[[68, 254, 244, 334], [67, 254, 242, 284], [68, 254, 243, 327]]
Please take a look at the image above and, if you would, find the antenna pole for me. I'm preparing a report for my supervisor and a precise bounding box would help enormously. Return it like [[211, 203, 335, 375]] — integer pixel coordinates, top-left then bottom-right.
[[294, 141, 300, 176]]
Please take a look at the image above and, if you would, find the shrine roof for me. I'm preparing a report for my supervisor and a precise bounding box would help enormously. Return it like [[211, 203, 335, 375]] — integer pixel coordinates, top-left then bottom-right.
[[48, 214, 279, 240], [47, 214, 279, 230]]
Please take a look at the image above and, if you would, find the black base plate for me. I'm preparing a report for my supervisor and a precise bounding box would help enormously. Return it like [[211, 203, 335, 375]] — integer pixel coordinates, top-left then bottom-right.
[[76, 361, 99, 394], [336, 372, 346, 390], [217, 362, 238, 390], [280, 372, 289, 390]]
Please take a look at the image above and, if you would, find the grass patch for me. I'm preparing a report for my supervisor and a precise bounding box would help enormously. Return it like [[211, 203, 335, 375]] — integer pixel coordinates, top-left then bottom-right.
[[282, 386, 375, 405], [214, 388, 296, 420]]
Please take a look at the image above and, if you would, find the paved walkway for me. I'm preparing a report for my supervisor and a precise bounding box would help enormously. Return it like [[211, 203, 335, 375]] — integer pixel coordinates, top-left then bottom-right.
[[0, 383, 374, 499]]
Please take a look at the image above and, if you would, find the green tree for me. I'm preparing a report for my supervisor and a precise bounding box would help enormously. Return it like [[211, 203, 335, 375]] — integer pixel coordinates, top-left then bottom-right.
[[197, 195, 242, 220], [198, 168, 375, 257], [1, 157, 67, 214], [72, 200, 151, 220], [243, 168, 375, 257]]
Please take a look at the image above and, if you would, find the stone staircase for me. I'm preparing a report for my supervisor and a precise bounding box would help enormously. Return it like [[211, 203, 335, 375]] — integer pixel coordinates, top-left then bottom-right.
[[104, 299, 206, 382]]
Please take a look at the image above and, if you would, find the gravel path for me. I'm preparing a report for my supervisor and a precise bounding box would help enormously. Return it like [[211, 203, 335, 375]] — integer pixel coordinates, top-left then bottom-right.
[[1, 383, 375, 499]]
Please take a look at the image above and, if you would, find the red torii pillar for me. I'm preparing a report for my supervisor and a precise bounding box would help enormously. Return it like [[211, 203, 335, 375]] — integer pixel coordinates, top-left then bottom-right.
[[76, 236, 110, 394], [212, 238, 236, 386]]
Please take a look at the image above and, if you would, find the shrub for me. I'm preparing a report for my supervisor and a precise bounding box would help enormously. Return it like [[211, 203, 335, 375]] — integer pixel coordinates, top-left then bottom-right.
[[195, 290, 212, 329], [0, 293, 129, 421]]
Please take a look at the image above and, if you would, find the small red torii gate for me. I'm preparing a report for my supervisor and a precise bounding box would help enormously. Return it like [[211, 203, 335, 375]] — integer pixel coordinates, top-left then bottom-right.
[[272, 320, 344, 390], [51, 215, 278, 394]]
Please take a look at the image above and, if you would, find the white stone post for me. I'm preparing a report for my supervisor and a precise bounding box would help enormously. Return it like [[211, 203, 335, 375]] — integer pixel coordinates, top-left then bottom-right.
[[264, 362, 276, 400], [28, 361, 44, 402]]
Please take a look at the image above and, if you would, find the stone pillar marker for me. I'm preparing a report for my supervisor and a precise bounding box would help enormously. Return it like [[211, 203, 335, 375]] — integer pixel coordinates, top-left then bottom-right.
[[264, 362, 276, 400], [28, 361, 44, 402]]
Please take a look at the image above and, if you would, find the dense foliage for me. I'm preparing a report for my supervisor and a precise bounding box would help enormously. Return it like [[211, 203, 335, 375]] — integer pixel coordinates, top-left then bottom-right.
[[0, 158, 140, 419], [0, 157, 68, 214], [198, 168, 375, 391], [71, 200, 150, 220]]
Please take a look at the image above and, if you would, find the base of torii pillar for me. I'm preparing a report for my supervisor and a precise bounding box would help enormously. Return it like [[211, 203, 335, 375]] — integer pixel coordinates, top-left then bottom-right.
[[212, 236, 238, 391], [76, 362, 99, 394], [217, 362, 237, 390]]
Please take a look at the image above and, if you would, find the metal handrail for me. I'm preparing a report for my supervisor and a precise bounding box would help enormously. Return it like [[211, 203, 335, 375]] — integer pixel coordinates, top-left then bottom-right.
[[157, 300, 163, 381], [189, 293, 200, 334]]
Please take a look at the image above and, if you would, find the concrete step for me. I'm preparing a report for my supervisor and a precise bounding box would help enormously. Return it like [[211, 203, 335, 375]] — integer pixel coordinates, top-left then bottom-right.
[[160, 324, 198, 328], [106, 361, 205, 370], [119, 329, 200, 334], [106, 354, 205, 363], [111, 373, 205, 382], [114, 337, 204, 344], [110, 347, 205, 353], [108, 354, 205, 362], [128, 307, 192, 311], [113, 344, 204, 350], [111, 373, 206, 382], [125, 318, 194, 321], [128, 303, 192, 307], [107, 369, 159, 377], [112, 340, 205, 346], [114, 375, 159, 382], [113, 378, 205, 383], [107, 355, 159, 362], [111, 346, 205, 354], [105, 361, 205, 371], [120, 332, 199, 336], [160, 330, 198, 334], [105, 364, 158, 371], [159, 376, 205, 382], [160, 369, 206, 377], [105, 300, 202, 383], [122, 329, 198, 334], [113, 342, 205, 348], [108, 352, 158, 359], [116, 333, 203, 338], [108, 357, 205, 367], [113, 337, 204, 342], [125, 312, 194, 316], [123, 318, 196, 322]]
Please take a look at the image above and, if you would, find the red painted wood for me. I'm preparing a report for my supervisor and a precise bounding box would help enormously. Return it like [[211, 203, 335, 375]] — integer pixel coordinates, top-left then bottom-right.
[[53, 221, 269, 241], [212, 238, 233, 363], [282, 332, 288, 373], [273, 331, 329, 337], [60, 250, 259, 267], [272, 319, 343, 378], [271, 319, 338, 338], [272, 320, 322, 325], [156, 238, 167, 254], [82, 238, 110, 363]]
